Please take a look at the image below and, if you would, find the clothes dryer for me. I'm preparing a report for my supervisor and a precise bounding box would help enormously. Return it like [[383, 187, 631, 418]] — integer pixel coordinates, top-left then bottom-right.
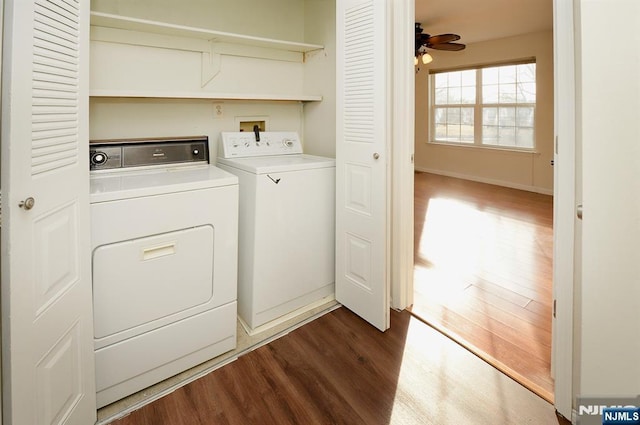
[[90, 136, 238, 407]]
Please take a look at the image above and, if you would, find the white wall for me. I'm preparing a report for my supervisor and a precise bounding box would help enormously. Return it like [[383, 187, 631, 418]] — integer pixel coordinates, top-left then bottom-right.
[[414, 31, 554, 194], [89, 40, 306, 96], [577, 0, 640, 397], [89, 99, 304, 158], [90, 0, 305, 42], [303, 0, 336, 158]]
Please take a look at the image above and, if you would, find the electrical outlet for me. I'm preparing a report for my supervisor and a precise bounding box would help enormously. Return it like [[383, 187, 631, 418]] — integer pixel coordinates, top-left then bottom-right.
[[213, 103, 223, 119]]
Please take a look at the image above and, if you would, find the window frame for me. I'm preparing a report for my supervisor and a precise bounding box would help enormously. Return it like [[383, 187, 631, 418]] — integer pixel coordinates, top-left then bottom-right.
[[428, 59, 537, 152]]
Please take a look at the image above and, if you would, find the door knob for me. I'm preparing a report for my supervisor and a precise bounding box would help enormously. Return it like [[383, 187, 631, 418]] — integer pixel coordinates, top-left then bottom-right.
[[19, 197, 35, 210], [373, 153, 380, 160]]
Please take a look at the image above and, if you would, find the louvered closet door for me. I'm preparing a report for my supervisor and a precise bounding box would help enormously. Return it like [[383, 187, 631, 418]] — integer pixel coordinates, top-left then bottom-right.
[[1, 1, 96, 424], [336, 0, 390, 331]]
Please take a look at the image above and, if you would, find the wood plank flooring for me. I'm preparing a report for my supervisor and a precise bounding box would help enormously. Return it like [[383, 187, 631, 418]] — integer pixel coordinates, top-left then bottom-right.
[[111, 307, 569, 425], [411, 172, 554, 402]]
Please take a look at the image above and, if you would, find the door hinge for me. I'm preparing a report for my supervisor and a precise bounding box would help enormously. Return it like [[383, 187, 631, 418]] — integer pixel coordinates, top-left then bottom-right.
[[553, 299, 557, 318]]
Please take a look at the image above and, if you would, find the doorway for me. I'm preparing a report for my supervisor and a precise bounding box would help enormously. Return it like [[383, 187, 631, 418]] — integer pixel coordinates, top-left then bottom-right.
[[410, 172, 554, 402], [394, 0, 573, 419]]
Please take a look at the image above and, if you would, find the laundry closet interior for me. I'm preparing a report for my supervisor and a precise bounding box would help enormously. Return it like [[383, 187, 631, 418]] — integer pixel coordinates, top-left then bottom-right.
[[88, 0, 338, 418]]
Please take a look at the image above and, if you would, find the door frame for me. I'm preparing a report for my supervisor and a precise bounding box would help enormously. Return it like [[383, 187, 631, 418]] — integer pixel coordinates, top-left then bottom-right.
[[0, 0, 3, 419], [390, 0, 415, 310], [549, 0, 575, 418]]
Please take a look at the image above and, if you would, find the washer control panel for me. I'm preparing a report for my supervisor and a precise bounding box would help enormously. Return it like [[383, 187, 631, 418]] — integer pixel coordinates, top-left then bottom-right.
[[219, 132, 303, 158]]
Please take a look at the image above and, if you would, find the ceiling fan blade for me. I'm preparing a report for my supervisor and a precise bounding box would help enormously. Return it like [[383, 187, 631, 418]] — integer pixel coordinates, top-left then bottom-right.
[[426, 33, 461, 45], [427, 42, 466, 51], [415, 24, 466, 55]]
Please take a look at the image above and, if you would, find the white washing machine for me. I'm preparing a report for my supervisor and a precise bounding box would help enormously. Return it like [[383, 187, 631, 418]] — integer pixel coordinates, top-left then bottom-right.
[[217, 131, 335, 332], [89, 136, 238, 407]]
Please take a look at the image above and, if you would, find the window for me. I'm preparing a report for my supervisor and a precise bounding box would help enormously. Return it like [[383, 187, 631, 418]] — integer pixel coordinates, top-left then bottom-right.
[[430, 62, 536, 149]]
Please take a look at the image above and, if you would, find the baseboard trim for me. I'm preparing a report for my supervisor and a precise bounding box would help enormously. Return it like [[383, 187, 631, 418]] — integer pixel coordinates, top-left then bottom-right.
[[414, 167, 554, 196]]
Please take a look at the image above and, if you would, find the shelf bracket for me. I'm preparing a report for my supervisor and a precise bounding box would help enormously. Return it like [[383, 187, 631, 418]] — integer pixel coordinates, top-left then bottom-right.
[[303, 47, 326, 63], [201, 41, 221, 87]]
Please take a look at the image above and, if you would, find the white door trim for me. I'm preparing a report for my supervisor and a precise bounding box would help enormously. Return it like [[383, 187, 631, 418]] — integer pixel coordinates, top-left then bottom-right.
[[390, 0, 415, 310], [551, 0, 575, 418]]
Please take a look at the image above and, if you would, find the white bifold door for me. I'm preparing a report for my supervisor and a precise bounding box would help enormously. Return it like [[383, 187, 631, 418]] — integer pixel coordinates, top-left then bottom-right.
[[336, 0, 390, 331], [1, 1, 96, 424]]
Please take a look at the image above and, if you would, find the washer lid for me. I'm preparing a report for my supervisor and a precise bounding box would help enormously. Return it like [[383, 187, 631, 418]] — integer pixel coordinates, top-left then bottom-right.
[[90, 164, 238, 203], [216, 154, 335, 174]]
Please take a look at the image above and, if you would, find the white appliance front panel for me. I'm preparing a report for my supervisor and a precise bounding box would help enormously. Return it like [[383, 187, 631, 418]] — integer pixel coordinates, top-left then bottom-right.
[[93, 225, 214, 339], [91, 184, 238, 348], [217, 163, 335, 329], [252, 167, 336, 314], [95, 301, 236, 408]]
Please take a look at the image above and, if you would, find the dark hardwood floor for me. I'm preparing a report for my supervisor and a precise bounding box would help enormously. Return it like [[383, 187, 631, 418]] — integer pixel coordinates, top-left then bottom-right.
[[111, 307, 569, 425], [410, 172, 554, 402]]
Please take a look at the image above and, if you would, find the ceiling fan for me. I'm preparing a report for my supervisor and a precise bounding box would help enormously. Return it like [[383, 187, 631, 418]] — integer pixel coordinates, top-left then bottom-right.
[[415, 23, 466, 65]]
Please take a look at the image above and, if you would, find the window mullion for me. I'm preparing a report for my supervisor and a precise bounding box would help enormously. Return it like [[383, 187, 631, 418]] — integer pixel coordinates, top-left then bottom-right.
[[429, 74, 438, 143], [475, 69, 482, 145]]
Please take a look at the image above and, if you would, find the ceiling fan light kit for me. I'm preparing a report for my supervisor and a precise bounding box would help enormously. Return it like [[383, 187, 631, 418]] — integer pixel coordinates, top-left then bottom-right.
[[415, 22, 465, 66]]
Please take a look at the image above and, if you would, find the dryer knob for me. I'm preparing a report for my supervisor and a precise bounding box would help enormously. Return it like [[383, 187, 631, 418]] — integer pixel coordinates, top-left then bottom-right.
[[91, 151, 108, 166]]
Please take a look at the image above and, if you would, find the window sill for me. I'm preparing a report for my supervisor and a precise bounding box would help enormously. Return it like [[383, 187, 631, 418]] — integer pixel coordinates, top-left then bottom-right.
[[427, 141, 539, 155]]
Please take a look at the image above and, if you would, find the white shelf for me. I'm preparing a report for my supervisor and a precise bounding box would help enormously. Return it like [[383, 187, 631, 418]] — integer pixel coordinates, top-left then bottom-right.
[[90, 12, 324, 53], [89, 90, 323, 102]]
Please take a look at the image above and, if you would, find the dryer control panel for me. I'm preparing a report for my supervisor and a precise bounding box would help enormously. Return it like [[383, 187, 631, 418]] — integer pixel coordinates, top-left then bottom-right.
[[219, 132, 303, 158], [90, 136, 209, 171]]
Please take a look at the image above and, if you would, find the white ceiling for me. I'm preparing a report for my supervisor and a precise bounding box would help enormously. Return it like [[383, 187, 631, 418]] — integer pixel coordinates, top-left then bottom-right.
[[415, 0, 553, 45]]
